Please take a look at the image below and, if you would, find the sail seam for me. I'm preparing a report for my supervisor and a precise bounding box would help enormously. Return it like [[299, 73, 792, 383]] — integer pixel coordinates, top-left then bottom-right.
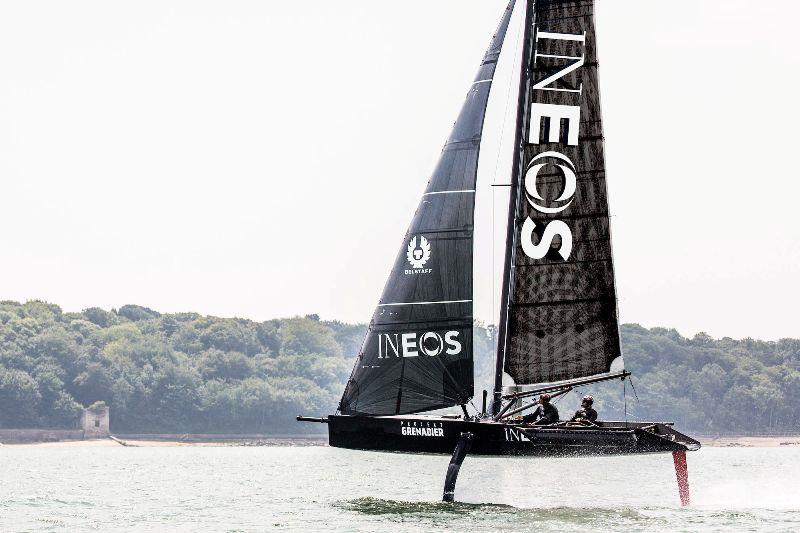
[[511, 296, 613, 309], [443, 139, 481, 149], [516, 257, 612, 267], [518, 212, 608, 222]]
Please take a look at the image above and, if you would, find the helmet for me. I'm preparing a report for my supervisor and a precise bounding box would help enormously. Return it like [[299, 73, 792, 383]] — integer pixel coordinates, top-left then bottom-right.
[[582, 395, 594, 404], [540, 393, 551, 402]]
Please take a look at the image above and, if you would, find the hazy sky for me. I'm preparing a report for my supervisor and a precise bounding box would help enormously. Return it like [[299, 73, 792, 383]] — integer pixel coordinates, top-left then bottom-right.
[[1, 0, 798, 340]]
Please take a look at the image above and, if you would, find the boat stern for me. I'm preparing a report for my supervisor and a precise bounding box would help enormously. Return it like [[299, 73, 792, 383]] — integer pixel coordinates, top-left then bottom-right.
[[634, 423, 701, 452]]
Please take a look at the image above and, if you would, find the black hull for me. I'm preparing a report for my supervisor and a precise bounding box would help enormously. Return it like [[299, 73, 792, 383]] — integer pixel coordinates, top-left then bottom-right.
[[328, 414, 700, 457]]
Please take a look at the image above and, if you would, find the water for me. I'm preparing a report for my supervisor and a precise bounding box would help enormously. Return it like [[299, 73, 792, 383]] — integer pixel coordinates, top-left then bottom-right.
[[1, 443, 798, 532]]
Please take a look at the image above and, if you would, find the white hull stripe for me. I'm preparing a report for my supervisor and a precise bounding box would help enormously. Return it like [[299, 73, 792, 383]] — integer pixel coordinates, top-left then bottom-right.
[[473, 79, 493, 84], [423, 189, 475, 196], [378, 299, 472, 307]]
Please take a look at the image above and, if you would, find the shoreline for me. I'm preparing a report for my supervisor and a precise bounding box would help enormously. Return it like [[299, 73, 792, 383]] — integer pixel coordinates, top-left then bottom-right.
[[3, 435, 799, 448], [698, 436, 800, 448], [2, 436, 328, 448]]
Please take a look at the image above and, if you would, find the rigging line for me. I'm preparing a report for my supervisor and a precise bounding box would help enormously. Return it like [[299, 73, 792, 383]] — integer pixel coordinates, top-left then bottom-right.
[[553, 390, 568, 405], [492, 183, 496, 327], [468, 398, 479, 416], [628, 375, 640, 405], [491, 0, 525, 329], [623, 378, 628, 429]]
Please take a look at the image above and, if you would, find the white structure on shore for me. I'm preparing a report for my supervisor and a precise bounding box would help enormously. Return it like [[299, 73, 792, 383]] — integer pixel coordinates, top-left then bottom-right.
[[81, 405, 110, 438]]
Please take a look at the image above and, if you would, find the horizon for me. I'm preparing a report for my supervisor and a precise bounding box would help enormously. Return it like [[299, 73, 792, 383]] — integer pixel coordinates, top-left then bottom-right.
[[2, 0, 798, 341]]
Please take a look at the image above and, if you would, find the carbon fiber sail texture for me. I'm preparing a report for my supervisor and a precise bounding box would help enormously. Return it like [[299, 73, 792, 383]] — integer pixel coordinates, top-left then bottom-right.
[[339, 1, 517, 416], [504, 0, 623, 386]]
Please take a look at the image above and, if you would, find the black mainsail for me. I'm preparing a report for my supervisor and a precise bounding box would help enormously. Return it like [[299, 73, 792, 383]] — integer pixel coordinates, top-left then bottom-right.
[[339, 1, 517, 415], [315, 1, 700, 499], [497, 0, 624, 393]]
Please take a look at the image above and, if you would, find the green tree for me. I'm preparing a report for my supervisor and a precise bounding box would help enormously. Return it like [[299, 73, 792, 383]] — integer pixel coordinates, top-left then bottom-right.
[[0, 366, 41, 427]]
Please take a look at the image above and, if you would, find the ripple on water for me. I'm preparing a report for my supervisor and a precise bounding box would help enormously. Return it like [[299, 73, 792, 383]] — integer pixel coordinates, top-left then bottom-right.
[[1, 446, 798, 532], [337, 497, 653, 531]]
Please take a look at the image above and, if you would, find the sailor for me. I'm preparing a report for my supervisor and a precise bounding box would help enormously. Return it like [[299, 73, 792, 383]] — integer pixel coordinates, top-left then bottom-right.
[[570, 395, 598, 424], [521, 393, 559, 425]]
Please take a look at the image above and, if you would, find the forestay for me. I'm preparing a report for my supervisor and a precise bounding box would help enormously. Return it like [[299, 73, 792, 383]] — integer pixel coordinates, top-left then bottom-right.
[[339, 1, 517, 415]]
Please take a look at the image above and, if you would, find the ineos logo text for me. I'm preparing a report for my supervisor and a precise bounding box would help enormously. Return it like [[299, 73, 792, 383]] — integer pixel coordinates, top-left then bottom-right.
[[521, 30, 587, 262], [377, 330, 462, 359]]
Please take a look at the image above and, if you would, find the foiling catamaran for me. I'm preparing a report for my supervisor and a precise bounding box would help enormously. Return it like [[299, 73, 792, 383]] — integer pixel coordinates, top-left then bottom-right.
[[299, 0, 699, 504]]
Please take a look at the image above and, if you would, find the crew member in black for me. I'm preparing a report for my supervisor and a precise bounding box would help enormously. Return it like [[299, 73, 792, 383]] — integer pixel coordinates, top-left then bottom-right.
[[570, 395, 598, 424], [522, 393, 559, 425]]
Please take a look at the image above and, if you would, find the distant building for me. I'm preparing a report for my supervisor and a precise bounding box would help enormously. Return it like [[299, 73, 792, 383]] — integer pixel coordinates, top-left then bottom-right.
[[81, 405, 110, 437]]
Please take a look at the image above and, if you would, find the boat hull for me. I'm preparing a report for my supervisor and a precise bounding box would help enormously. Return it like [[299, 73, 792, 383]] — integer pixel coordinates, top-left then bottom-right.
[[328, 414, 700, 456]]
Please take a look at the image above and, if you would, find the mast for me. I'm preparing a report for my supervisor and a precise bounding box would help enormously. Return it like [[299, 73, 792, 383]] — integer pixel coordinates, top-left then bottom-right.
[[492, 0, 535, 415]]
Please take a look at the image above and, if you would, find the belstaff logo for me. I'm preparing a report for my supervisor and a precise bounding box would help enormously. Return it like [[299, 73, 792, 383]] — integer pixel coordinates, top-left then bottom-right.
[[405, 235, 432, 274], [407, 236, 431, 268]]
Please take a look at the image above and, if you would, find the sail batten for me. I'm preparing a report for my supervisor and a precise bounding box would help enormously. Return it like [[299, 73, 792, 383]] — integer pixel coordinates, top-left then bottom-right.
[[338, 0, 518, 416], [378, 300, 473, 307]]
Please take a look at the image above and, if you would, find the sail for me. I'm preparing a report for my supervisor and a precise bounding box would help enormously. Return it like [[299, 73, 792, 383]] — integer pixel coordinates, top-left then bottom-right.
[[502, 0, 623, 386], [339, 1, 517, 416]]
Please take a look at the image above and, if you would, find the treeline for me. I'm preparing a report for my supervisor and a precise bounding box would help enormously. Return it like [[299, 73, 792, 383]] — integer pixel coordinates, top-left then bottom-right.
[[0, 300, 798, 435], [607, 324, 800, 434], [0, 301, 358, 434]]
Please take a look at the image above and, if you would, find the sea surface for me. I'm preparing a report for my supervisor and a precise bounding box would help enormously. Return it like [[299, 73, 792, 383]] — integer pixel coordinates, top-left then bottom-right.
[[1, 442, 798, 532]]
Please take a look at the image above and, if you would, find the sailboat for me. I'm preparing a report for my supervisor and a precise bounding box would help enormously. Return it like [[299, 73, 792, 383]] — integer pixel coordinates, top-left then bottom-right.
[[299, 0, 699, 503]]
